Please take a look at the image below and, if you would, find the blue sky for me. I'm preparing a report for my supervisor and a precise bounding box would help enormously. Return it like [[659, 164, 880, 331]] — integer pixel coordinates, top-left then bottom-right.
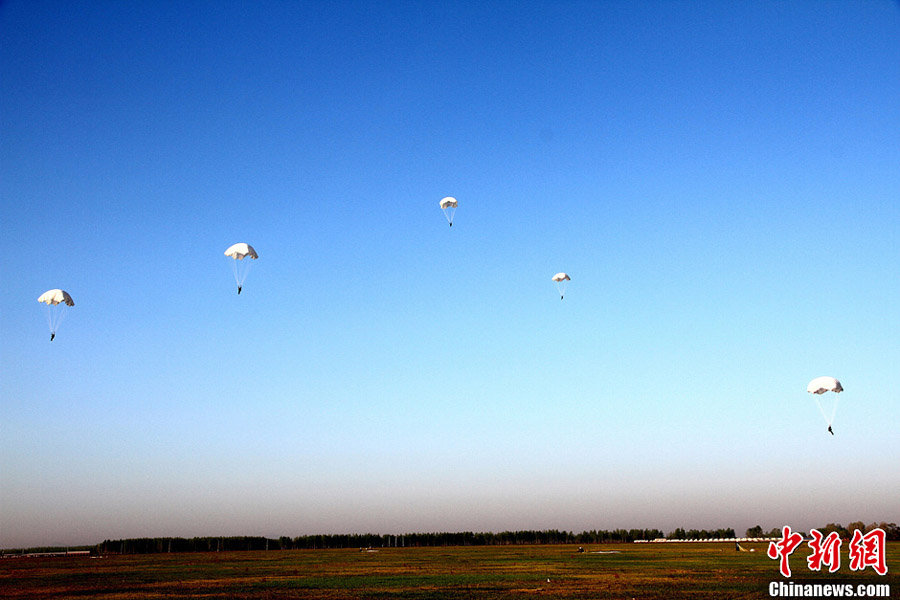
[[2, 0, 899, 548]]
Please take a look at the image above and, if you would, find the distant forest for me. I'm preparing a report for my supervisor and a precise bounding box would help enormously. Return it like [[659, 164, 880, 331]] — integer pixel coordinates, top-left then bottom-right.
[[96, 528, 671, 555], [5, 522, 898, 556]]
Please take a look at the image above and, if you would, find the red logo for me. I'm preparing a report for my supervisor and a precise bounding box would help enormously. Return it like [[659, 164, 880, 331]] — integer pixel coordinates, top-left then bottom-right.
[[767, 526, 804, 577], [768, 526, 889, 577], [807, 529, 842, 573], [848, 528, 888, 576]]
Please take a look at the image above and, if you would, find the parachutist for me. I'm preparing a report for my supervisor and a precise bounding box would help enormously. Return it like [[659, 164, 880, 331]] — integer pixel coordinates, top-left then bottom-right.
[[552, 273, 570, 301], [38, 290, 73, 341], [807, 377, 842, 435], [440, 197, 458, 227], [225, 243, 257, 297]]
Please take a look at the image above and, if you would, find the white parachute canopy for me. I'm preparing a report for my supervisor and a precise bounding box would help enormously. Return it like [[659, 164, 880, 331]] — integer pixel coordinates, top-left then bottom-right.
[[807, 376, 843, 429], [552, 272, 570, 299], [224, 243, 258, 294], [37, 289, 74, 340], [224, 242, 258, 260], [439, 197, 457, 227], [38, 289, 74, 306], [807, 376, 843, 395]]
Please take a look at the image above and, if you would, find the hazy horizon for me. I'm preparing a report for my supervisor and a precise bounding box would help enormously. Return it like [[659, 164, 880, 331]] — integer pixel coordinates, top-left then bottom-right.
[[2, 0, 899, 549]]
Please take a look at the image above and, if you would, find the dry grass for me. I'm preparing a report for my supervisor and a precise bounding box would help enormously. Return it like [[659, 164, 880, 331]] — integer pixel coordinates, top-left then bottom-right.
[[1, 542, 897, 599]]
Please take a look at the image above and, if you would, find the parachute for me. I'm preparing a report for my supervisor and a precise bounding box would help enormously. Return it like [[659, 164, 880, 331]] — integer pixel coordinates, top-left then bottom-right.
[[37, 289, 74, 341], [552, 272, 570, 299], [224, 243, 258, 294], [806, 376, 843, 434], [439, 197, 457, 227]]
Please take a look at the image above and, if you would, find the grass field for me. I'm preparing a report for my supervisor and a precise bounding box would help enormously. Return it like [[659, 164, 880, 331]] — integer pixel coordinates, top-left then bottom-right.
[[1, 543, 897, 599]]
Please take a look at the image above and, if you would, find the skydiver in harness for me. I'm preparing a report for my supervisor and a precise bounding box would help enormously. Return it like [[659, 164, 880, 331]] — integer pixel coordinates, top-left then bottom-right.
[[828, 425, 833, 435]]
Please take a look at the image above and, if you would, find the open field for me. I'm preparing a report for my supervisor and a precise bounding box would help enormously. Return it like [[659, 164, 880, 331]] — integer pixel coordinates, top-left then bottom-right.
[[1, 543, 897, 599]]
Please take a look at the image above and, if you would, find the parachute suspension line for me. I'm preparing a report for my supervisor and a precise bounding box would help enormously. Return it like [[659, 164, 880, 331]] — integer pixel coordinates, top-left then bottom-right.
[[54, 306, 66, 334], [443, 206, 456, 227], [813, 395, 831, 426], [231, 259, 241, 288], [830, 394, 840, 427], [46, 304, 67, 335], [230, 258, 253, 290], [242, 259, 253, 288]]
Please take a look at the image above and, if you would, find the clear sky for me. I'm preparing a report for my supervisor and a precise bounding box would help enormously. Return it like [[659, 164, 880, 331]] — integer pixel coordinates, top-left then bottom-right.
[[2, 0, 899, 549]]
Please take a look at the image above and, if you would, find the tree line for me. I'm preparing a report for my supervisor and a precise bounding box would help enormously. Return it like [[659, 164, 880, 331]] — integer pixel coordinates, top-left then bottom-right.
[[664, 528, 736, 540], [92, 528, 664, 554], [89, 521, 900, 554], [746, 521, 900, 540], [6, 522, 897, 556]]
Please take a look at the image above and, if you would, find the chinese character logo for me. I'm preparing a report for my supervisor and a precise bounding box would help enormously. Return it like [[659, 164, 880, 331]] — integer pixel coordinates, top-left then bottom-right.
[[767, 526, 889, 577], [807, 529, 842, 573], [848, 528, 888, 576], [767, 526, 804, 577]]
